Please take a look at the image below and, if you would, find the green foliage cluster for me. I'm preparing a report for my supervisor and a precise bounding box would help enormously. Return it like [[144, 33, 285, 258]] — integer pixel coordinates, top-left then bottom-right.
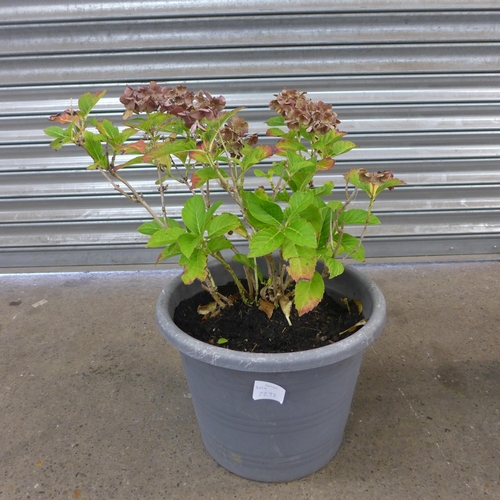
[[45, 83, 404, 323]]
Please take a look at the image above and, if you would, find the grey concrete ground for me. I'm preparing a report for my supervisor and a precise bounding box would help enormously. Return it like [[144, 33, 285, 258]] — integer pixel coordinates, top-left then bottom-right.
[[1, 261, 499, 500]]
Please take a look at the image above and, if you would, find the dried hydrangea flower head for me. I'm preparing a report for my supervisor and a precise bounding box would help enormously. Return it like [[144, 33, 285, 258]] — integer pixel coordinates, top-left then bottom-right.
[[120, 82, 226, 129], [269, 88, 341, 135]]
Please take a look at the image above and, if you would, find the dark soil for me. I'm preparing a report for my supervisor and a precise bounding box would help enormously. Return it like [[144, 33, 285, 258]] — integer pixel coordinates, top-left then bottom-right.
[[173, 281, 364, 353]]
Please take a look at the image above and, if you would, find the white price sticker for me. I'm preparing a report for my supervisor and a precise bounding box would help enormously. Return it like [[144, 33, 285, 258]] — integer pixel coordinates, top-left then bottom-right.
[[252, 381, 286, 404]]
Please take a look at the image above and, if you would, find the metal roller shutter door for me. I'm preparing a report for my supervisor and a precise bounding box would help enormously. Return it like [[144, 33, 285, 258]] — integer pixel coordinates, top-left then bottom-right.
[[1, 1, 499, 268]]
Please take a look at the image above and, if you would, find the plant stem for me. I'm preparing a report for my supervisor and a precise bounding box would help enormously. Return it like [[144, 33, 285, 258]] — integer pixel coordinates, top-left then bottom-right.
[[212, 252, 250, 302]]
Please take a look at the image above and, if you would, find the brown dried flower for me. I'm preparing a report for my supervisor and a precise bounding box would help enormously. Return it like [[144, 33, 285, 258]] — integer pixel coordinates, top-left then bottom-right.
[[269, 89, 340, 135]]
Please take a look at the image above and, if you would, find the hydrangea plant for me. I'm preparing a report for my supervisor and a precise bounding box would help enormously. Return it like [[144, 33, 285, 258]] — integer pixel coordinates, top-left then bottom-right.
[[45, 83, 404, 324]]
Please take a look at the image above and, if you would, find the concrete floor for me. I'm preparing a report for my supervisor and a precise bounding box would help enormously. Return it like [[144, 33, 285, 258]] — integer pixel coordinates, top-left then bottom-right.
[[1, 261, 499, 499]]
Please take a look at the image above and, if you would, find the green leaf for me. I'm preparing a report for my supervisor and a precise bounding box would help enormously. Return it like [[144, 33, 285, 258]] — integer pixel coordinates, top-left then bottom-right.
[[182, 195, 206, 235], [288, 167, 315, 192], [248, 227, 284, 258], [83, 131, 107, 166], [327, 140, 356, 157], [339, 209, 380, 226], [45, 125, 73, 150], [275, 139, 307, 155], [266, 127, 286, 137], [284, 152, 314, 174], [114, 156, 144, 170], [146, 227, 185, 247], [144, 139, 196, 163], [205, 200, 224, 222], [286, 246, 317, 281], [311, 129, 345, 153], [78, 90, 106, 116], [253, 169, 268, 178], [137, 220, 164, 235], [117, 127, 138, 144], [178, 233, 202, 258], [241, 145, 274, 171], [312, 181, 334, 198], [189, 150, 210, 163], [190, 167, 220, 188], [337, 233, 365, 262], [207, 236, 233, 253], [321, 256, 344, 279], [297, 205, 323, 234], [266, 115, 286, 127], [179, 248, 208, 285], [294, 271, 325, 316], [327, 200, 343, 211], [207, 213, 240, 238], [157, 243, 182, 262], [242, 191, 283, 227], [96, 119, 119, 140], [44, 126, 68, 140], [287, 191, 315, 217], [217, 338, 228, 345], [316, 157, 335, 171], [283, 218, 317, 248], [232, 253, 255, 269]]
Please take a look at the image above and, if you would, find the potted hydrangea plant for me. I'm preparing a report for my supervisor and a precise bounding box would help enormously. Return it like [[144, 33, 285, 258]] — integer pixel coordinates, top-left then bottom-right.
[[45, 83, 404, 482]]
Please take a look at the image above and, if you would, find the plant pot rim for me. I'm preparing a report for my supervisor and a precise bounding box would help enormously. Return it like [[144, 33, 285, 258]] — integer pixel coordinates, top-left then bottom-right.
[[156, 264, 385, 373]]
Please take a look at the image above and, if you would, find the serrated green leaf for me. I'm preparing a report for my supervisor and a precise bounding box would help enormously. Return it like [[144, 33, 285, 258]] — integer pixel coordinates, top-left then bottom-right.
[[179, 248, 208, 284], [294, 271, 325, 316], [288, 167, 315, 192], [117, 127, 138, 144], [275, 139, 308, 155], [178, 233, 202, 258], [288, 191, 315, 217], [266, 115, 286, 126], [297, 205, 323, 234], [207, 236, 233, 253], [232, 253, 255, 269], [283, 218, 317, 248], [114, 156, 144, 171], [83, 131, 107, 166], [157, 243, 182, 262], [207, 213, 240, 238], [190, 167, 220, 188], [311, 129, 346, 153], [327, 140, 356, 157], [44, 126, 68, 140], [241, 145, 274, 171], [45, 125, 73, 150], [285, 152, 315, 174], [266, 127, 286, 137], [339, 209, 380, 226], [78, 90, 106, 116], [146, 227, 185, 247], [327, 200, 343, 211], [137, 220, 164, 235], [312, 181, 334, 197], [242, 191, 283, 227], [189, 150, 210, 163], [182, 195, 206, 235], [322, 256, 344, 279], [144, 139, 196, 163], [286, 246, 317, 281], [96, 119, 119, 140], [248, 227, 284, 258], [337, 233, 365, 261], [253, 169, 268, 178]]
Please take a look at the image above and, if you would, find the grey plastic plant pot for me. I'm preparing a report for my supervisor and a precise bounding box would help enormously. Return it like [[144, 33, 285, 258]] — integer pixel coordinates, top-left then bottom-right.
[[156, 262, 386, 482]]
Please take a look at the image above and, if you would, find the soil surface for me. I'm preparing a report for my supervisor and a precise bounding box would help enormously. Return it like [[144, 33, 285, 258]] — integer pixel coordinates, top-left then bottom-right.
[[173, 281, 364, 353]]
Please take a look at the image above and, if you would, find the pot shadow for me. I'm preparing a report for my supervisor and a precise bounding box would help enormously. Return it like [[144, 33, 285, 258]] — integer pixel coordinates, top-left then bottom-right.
[[315, 349, 500, 490]]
